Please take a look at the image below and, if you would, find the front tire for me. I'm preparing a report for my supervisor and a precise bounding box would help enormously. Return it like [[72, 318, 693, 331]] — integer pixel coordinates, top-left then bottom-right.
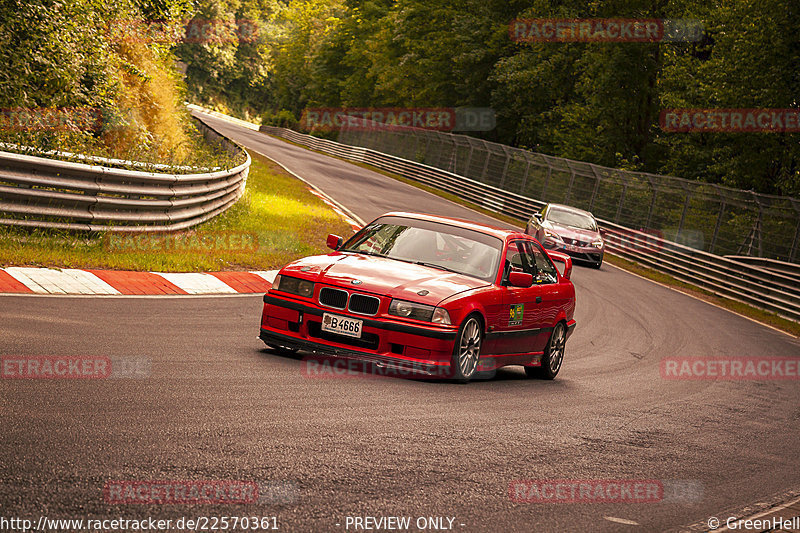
[[450, 315, 483, 383], [525, 321, 566, 380]]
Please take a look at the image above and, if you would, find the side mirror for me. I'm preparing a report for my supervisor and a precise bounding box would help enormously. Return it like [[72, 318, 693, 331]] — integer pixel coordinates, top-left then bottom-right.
[[326, 234, 343, 250], [548, 251, 572, 280], [508, 271, 534, 288]]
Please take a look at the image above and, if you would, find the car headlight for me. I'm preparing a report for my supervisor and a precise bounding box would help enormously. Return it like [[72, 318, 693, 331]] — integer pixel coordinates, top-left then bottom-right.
[[431, 308, 451, 325], [389, 299, 451, 325], [592, 240, 604, 248], [544, 229, 563, 241], [273, 275, 315, 297]]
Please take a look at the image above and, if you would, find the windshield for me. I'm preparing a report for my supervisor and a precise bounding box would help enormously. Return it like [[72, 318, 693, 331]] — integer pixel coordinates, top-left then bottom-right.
[[341, 217, 503, 282], [546, 208, 597, 231]]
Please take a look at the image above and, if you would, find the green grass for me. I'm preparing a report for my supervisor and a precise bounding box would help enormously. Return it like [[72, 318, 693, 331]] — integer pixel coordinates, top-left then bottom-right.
[[264, 132, 800, 337], [0, 153, 355, 271]]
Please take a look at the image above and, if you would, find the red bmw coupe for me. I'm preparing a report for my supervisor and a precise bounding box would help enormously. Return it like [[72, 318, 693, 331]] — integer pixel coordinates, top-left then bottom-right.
[[259, 212, 576, 382]]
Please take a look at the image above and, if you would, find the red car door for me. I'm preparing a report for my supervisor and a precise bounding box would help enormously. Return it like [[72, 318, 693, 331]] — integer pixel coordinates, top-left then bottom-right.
[[527, 240, 564, 349], [493, 240, 548, 356]]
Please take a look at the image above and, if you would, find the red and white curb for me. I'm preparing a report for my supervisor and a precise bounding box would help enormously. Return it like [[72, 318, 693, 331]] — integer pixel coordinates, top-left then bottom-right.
[[2, 111, 362, 297], [0, 267, 278, 296]]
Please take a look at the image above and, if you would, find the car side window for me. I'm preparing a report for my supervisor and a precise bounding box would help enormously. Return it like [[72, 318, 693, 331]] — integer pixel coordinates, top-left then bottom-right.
[[503, 240, 536, 284], [530, 242, 558, 284]]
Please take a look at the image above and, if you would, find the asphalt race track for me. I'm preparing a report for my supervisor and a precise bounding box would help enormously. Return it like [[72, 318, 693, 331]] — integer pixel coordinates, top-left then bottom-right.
[[2, 113, 800, 532]]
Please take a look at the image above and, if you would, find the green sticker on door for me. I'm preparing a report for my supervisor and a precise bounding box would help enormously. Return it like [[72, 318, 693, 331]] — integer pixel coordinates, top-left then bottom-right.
[[509, 303, 524, 326]]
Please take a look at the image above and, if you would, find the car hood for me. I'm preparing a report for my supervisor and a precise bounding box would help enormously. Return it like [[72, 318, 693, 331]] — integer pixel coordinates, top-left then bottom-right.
[[280, 252, 490, 305], [546, 221, 601, 242]]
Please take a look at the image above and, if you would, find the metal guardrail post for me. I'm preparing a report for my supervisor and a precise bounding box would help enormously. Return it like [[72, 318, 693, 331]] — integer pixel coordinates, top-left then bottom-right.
[[445, 135, 457, 174], [542, 165, 552, 200], [563, 162, 577, 205], [521, 159, 531, 194], [710, 200, 726, 255], [588, 165, 602, 212], [480, 141, 491, 181], [792, 199, 800, 263], [644, 176, 658, 229], [751, 193, 764, 257], [498, 146, 511, 189], [464, 145, 474, 178], [677, 184, 692, 238], [790, 220, 800, 263]]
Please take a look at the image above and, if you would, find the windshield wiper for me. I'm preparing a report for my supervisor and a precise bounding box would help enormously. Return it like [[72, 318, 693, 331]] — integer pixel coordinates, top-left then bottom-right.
[[346, 250, 387, 258], [413, 261, 460, 274], [354, 253, 461, 274]]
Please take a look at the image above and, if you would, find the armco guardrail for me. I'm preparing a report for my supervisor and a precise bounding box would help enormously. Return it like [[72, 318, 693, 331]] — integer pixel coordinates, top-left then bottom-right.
[[340, 119, 800, 263], [0, 116, 250, 232], [260, 125, 800, 322], [724, 256, 800, 284]]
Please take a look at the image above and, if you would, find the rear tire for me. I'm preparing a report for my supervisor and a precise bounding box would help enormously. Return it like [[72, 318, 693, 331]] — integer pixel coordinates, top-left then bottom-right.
[[450, 315, 483, 383], [525, 322, 566, 380]]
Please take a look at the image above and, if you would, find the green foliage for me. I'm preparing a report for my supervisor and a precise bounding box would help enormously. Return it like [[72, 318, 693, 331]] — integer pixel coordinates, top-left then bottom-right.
[[655, 0, 800, 196], [176, 0, 277, 120], [201, 0, 798, 198], [8, 0, 797, 197], [260, 108, 297, 128], [0, 0, 202, 160]]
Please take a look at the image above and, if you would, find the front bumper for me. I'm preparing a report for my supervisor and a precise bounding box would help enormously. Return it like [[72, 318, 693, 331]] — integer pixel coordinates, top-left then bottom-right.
[[543, 240, 603, 264], [566, 319, 577, 338], [260, 329, 448, 376], [260, 292, 458, 375]]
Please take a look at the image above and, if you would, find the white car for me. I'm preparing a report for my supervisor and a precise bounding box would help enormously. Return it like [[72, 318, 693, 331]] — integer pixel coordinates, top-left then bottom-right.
[[526, 204, 604, 268]]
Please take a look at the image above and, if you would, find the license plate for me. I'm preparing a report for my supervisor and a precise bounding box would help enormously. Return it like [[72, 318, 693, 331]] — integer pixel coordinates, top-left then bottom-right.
[[564, 244, 579, 252], [321, 313, 363, 338]]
